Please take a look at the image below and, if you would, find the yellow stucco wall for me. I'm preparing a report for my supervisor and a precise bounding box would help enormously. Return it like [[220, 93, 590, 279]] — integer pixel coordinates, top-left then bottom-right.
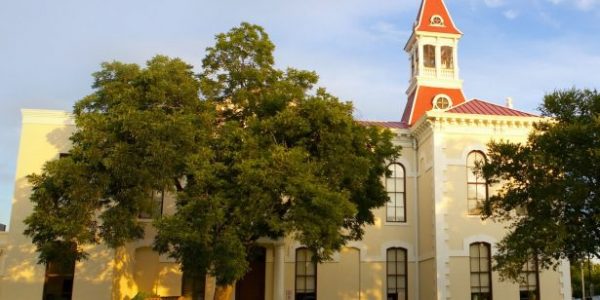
[[0, 232, 7, 299], [0, 110, 572, 300], [2, 112, 75, 300]]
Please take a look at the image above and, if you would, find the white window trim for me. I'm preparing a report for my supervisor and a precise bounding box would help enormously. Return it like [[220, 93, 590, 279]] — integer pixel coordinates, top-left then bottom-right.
[[432, 94, 453, 110], [430, 14, 445, 27]]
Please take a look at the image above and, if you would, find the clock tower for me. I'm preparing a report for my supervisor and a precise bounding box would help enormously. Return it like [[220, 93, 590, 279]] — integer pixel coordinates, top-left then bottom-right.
[[401, 0, 466, 126]]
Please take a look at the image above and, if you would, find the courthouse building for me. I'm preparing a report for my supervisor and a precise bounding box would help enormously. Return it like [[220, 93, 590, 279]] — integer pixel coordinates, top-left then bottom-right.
[[0, 0, 571, 299]]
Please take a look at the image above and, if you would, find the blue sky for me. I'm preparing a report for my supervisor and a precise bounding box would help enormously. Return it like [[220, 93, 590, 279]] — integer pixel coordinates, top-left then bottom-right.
[[1, 0, 599, 227]]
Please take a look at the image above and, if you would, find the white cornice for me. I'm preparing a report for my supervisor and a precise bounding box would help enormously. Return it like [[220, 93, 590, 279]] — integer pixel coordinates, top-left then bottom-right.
[[410, 111, 546, 139], [21, 109, 74, 125], [406, 77, 463, 94], [414, 30, 462, 39], [427, 111, 545, 127]]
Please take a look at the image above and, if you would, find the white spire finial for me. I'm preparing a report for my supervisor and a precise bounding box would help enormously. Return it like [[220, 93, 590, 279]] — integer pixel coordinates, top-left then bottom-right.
[[506, 97, 513, 109]]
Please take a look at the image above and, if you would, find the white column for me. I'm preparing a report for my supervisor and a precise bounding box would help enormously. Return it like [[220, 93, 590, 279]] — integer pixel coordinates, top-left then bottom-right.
[[273, 243, 285, 300], [418, 42, 424, 77], [453, 39, 459, 80], [435, 44, 441, 79]]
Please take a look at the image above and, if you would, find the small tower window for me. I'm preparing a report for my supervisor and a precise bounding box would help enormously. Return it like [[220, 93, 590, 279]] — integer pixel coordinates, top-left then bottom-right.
[[424, 45, 436, 68], [410, 54, 415, 76], [441, 46, 454, 69], [430, 15, 445, 26], [432, 94, 452, 110], [415, 47, 419, 74]]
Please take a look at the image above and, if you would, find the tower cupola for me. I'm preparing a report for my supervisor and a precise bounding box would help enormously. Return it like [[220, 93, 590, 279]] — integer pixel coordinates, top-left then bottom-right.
[[401, 0, 466, 126]]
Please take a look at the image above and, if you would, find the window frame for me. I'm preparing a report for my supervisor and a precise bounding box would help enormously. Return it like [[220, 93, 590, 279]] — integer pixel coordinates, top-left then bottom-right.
[[386, 163, 407, 223], [138, 190, 165, 219], [43, 260, 76, 300], [519, 259, 540, 300], [469, 242, 493, 300], [386, 247, 408, 300], [423, 44, 436, 68], [295, 247, 317, 300], [467, 151, 488, 215], [441, 46, 454, 69], [432, 94, 453, 110]]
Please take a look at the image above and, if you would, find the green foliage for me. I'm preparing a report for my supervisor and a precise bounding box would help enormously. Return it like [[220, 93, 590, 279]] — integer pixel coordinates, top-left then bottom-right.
[[24, 55, 212, 264], [155, 22, 400, 285], [132, 291, 159, 300], [481, 88, 600, 280], [571, 260, 600, 298], [25, 22, 400, 285]]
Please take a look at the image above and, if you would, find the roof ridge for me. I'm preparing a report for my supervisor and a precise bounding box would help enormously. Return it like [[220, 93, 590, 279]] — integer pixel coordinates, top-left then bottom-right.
[[469, 98, 538, 116], [446, 98, 538, 117], [414, 0, 462, 35]]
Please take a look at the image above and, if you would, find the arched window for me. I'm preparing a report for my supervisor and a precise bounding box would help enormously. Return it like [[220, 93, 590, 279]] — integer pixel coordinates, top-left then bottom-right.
[[430, 14, 445, 26], [470, 242, 492, 300], [519, 259, 540, 300], [441, 46, 454, 69], [386, 163, 406, 222], [139, 190, 164, 219], [467, 151, 488, 215], [387, 247, 407, 300], [424, 45, 436, 68], [295, 248, 317, 300], [42, 243, 77, 300]]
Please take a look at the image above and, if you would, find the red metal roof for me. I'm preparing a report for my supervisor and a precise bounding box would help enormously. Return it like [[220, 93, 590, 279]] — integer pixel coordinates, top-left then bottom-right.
[[446, 99, 537, 117], [415, 0, 461, 35], [400, 90, 416, 126], [358, 121, 408, 129]]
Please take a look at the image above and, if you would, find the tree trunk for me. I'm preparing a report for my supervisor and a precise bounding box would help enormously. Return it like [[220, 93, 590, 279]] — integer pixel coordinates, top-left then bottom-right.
[[213, 284, 234, 300]]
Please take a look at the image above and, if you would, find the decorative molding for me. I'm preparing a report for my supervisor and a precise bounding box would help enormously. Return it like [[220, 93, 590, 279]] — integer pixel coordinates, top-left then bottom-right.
[[378, 240, 416, 263], [427, 111, 544, 130], [448, 234, 498, 257], [432, 127, 451, 300], [559, 259, 572, 300], [285, 241, 416, 263], [21, 109, 74, 125], [446, 144, 488, 166]]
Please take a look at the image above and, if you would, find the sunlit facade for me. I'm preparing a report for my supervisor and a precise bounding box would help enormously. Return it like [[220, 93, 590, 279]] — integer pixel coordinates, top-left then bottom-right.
[[0, 0, 571, 299]]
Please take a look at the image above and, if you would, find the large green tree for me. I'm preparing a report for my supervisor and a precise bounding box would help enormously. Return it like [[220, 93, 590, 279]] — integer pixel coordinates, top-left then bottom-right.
[[24, 23, 400, 299], [481, 89, 600, 280]]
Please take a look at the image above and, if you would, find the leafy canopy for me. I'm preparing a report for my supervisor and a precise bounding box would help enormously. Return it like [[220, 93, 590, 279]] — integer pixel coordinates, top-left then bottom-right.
[[481, 88, 600, 280], [24, 23, 400, 285]]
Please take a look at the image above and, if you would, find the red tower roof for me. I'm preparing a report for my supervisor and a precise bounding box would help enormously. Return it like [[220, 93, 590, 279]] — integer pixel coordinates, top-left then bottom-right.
[[401, 86, 466, 125], [415, 0, 462, 35]]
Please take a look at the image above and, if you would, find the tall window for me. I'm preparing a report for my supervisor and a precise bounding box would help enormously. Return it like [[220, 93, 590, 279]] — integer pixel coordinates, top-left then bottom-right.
[[441, 46, 454, 69], [424, 45, 436, 68], [139, 190, 164, 219], [43, 260, 76, 300], [386, 163, 406, 222], [387, 248, 407, 300], [296, 248, 317, 300], [467, 151, 488, 215], [470, 242, 492, 300], [519, 259, 539, 300], [182, 271, 206, 300]]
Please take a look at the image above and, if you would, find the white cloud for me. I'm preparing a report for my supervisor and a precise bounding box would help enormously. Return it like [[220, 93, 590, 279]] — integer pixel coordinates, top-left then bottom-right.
[[539, 11, 562, 28], [575, 0, 598, 10], [503, 9, 520, 19], [462, 37, 600, 113], [369, 21, 411, 42], [484, 0, 506, 7], [544, 0, 598, 10]]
